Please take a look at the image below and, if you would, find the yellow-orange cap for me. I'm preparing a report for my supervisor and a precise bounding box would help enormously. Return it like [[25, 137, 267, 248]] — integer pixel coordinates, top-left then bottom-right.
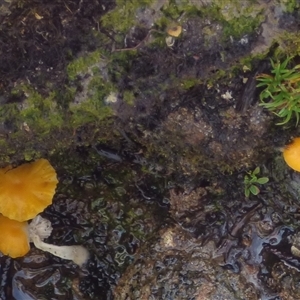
[[283, 137, 300, 172], [0, 214, 29, 258], [0, 159, 58, 221]]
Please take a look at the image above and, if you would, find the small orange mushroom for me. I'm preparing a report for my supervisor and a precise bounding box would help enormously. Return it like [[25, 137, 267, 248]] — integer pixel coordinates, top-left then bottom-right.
[[0, 159, 58, 222], [0, 214, 89, 265], [0, 214, 30, 258], [283, 137, 300, 172], [167, 24, 182, 37]]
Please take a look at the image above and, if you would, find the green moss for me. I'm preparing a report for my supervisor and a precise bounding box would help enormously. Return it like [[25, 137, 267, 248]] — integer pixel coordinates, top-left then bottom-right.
[[0, 82, 81, 137], [68, 72, 116, 127], [222, 15, 262, 39], [23, 149, 38, 161], [67, 50, 102, 81], [0, 103, 21, 129], [154, 1, 202, 34], [11, 51, 116, 134], [185, 0, 262, 40], [147, 31, 166, 49], [205, 69, 228, 88], [280, 0, 299, 12], [160, 1, 184, 20], [158, 0, 204, 22], [56, 86, 77, 110], [88, 76, 115, 96], [155, 0, 263, 45], [196, 3, 221, 19], [180, 78, 200, 90], [108, 50, 138, 81], [70, 99, 113, 128], [277, 32, 300, 57], [101, 0, 154, 34], [123, 90, 135, 105], [63, 47, 123, 128], [10, 86, 23, 97], [19, 88, 64, 134]]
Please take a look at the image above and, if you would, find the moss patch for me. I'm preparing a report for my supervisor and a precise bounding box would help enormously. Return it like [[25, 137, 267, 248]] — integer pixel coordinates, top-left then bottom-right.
[[101, 0, 155, 34]]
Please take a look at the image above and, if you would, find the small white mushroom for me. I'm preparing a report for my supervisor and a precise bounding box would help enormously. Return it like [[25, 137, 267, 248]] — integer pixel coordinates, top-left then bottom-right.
[[29, 215, 89, 267], [32, 234, 89, 267], [165, 36, 175, 47], [221, 91, 233, 100], [29, 215, 52, 240]]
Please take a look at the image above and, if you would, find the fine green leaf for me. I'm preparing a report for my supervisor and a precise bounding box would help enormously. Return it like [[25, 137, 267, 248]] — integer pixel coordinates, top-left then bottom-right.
[[245, 188, 250, 198], [249, 185, 260, 195], [249, 176, 258, 183], [244, 175, 250, 184], [281, 56, 292, 69], [257, 57, 300, 126], [252, 166, 260, 176], [257, 177, 269, 184]]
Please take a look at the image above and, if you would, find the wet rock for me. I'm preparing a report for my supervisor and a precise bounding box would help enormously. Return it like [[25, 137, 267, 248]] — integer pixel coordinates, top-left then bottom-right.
[[114, 225, 260, 300], [113, 176, 300, 300], [164, 107, 213, 145], [169, 187, 207, 219], [289, 232, 300, 258]]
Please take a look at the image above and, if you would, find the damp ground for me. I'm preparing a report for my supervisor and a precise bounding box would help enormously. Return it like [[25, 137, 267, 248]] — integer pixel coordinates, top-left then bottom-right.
[[1, 0, 300, 300]]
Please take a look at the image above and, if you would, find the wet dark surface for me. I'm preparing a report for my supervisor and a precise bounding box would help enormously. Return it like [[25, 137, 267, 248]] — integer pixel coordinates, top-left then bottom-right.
[[114, 169, 300, 300], [0, 155, 170, 299], [1, 154, 300, 299]]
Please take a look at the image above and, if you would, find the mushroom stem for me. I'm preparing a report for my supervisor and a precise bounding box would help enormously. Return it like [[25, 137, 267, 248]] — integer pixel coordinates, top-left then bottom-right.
[[32, 234, 89, 267]]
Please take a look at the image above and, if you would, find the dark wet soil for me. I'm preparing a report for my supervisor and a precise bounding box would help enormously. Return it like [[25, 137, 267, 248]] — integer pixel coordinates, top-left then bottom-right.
[[0, 0, 115, 101]]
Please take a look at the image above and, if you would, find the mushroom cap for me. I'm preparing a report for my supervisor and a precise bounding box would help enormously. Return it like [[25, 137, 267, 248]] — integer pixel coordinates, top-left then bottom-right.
[[283, 137, 300, 172], [0, 159, 58, 222], [0, 214, 29, 258], [167, 24, 182, 37]]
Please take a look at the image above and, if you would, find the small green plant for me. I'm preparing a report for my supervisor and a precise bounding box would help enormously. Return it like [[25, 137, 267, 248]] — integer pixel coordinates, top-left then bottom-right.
[[256, 56, 300, 126], [244, 167, 269, 197]]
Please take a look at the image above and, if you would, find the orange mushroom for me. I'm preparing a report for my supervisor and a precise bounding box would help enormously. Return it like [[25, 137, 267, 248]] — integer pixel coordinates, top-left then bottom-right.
[[283, 137, 300, 172], [167, 24, 182, 37], [0, 213, 89, 265], [0, 214, 30, 258], [0, 159, 58, 222]]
